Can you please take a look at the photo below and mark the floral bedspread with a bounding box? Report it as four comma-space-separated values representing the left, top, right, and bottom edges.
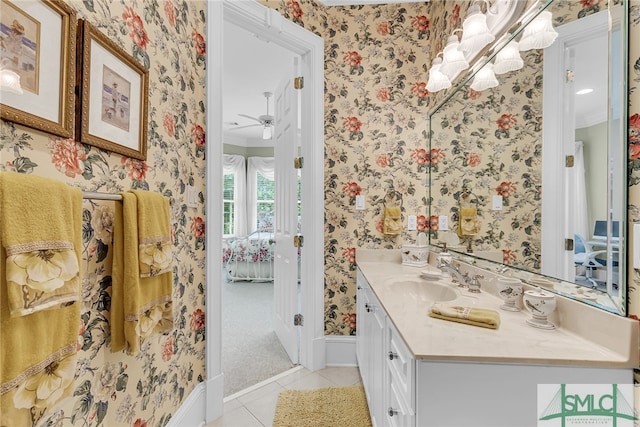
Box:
222, 232, 274, 265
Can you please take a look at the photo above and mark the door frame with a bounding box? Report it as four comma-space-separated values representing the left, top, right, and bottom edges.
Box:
205, 1, 325, 422
541, 11, 608, 281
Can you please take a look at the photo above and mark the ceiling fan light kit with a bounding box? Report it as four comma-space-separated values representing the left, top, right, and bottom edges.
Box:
232, 91, 274, 140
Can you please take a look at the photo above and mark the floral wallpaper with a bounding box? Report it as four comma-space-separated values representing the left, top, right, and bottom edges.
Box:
259, 0, 640, 340
0, 0, 207, 426
2, 0, 638, 423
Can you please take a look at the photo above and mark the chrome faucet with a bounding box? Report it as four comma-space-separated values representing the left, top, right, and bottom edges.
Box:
437, 260, 469, 288
467, 274, 484, 293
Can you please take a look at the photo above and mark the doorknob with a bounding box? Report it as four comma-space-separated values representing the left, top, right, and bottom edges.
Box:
269, 239, 276, 244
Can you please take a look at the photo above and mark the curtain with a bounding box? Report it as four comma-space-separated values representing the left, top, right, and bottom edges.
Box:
574, 141, 589, 240
223, 155, 247, 237
247, 157, 275, 232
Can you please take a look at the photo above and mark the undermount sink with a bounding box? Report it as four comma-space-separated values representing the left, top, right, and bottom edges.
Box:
388, 279, 457, 302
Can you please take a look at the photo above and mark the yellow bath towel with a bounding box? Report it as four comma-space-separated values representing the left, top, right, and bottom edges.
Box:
429, 303, 500, 329
0, 173, 82, 396
382, 206, 402, 236
0, 172, 81, 316
111, 191, 173, 355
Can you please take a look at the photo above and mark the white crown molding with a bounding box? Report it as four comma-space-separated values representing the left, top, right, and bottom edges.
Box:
318, 0, 429, 5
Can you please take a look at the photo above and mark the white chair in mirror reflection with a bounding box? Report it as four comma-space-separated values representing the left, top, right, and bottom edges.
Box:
574, 233, 618, 290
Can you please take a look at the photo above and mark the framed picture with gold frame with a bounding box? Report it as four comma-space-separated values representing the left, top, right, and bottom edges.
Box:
0, 0, 76, 138
77, 19, 148, 160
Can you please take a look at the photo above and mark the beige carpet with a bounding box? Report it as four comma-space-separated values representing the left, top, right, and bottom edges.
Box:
273, 386, 372, 427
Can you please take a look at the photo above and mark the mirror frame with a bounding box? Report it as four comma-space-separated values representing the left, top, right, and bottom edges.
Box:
427, 0, 628, 315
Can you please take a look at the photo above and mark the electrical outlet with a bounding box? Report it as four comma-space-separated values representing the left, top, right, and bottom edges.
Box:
438, 215, 448, 231
355, 195, 365, 210
407, 215, 417, 231
492, 195, 503, 211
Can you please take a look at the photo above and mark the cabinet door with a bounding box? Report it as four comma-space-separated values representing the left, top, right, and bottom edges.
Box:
369, 296, 386, 427
356, 269, 386, 427
386, 320, 415, 407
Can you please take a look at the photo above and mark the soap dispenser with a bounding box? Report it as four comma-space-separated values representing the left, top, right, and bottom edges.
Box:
436, 242, 452, 265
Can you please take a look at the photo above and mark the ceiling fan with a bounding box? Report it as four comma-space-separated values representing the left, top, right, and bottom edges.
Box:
232, 91, 274, 139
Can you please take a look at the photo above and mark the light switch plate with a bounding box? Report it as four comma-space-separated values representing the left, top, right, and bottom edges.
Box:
438, 215, 448, 231
355, 195, 365, 210
407, 215, 417, 231
492, 195, 503, 211
187, 185, 198, 208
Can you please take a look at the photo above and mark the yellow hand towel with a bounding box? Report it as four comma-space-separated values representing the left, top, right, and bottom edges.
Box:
382, 206, 402, 236
111, 191, 173, 355
130, 190, 172, 277
429, 303, 500, 329
459, 206, 479, 237
0, 173, 82, 397
0, 172, 81, 316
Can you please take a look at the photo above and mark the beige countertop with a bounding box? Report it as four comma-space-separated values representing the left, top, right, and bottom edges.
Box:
357, 248, 639, 368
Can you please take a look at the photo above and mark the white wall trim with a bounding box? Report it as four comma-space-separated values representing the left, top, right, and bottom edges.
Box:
167, 382, 207, 427
325, 336, 358, 367
206, 1, 325, 424
541, 10, 608, 280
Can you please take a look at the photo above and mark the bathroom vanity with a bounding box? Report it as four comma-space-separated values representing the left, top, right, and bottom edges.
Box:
356, 249, 639, 427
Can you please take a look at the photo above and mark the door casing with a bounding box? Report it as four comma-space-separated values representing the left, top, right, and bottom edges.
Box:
205, 1, 325, 422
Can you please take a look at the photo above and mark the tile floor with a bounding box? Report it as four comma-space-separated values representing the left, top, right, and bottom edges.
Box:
205, 366, 362, 427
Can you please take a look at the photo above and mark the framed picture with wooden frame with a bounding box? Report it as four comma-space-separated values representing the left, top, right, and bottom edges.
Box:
0, 0, 76, 138
77, 19, 148, 160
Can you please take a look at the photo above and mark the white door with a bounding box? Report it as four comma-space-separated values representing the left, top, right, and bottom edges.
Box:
273, 68, 300, 364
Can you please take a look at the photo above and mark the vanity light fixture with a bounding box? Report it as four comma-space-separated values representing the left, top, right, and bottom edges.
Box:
439, 32, 470, 80
470, 58, 499, 91
458, 2, 495, 57
0, 61, 23, 95
518, 10, 558, 51
493, 40, 524, 74
426, 54, 452, 93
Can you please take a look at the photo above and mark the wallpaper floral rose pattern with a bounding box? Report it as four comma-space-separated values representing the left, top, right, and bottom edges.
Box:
1, 0, 639, 424
0, 0, 206, 425
259, 0, 640, 338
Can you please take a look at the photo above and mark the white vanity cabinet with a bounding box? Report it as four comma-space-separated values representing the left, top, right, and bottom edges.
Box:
356, 266, 635, 427
357, 269, 415, 427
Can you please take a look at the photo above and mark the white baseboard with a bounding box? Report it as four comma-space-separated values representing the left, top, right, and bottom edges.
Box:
325, 336, 357, 367
167, 382, 206, 427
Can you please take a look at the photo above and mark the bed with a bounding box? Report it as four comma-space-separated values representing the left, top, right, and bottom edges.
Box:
223, 231, 275, 282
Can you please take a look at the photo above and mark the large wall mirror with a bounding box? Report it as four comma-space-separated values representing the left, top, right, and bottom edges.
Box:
428, 0, 628, 315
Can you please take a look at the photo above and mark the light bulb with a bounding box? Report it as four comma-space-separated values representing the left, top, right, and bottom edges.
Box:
493, 40, 524, 74
426, 56, 452, 93
519, 11, 558, 51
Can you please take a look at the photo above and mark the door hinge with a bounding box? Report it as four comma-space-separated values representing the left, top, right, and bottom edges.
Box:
565, 238, 574, 251
294, 313, 304, 326
294, 235, 304, 247
565, 155, 574, 167
294, 156, 304, 169
294, 76, 304, 89
566, 69, 574, 82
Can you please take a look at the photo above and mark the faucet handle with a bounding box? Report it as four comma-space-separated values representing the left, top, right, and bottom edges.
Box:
468, 274, 484, 293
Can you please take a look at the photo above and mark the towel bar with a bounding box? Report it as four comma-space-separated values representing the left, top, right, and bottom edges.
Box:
82, 191, 123, 201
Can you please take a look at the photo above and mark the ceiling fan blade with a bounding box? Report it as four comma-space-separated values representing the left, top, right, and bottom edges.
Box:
238, 114, 262, 123
230, 124, 262, 130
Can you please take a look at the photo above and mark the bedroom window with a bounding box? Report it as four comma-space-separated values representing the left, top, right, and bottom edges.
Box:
256, 172, 275, 232
223, 173, 235, 236
223, 154, 247, 237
